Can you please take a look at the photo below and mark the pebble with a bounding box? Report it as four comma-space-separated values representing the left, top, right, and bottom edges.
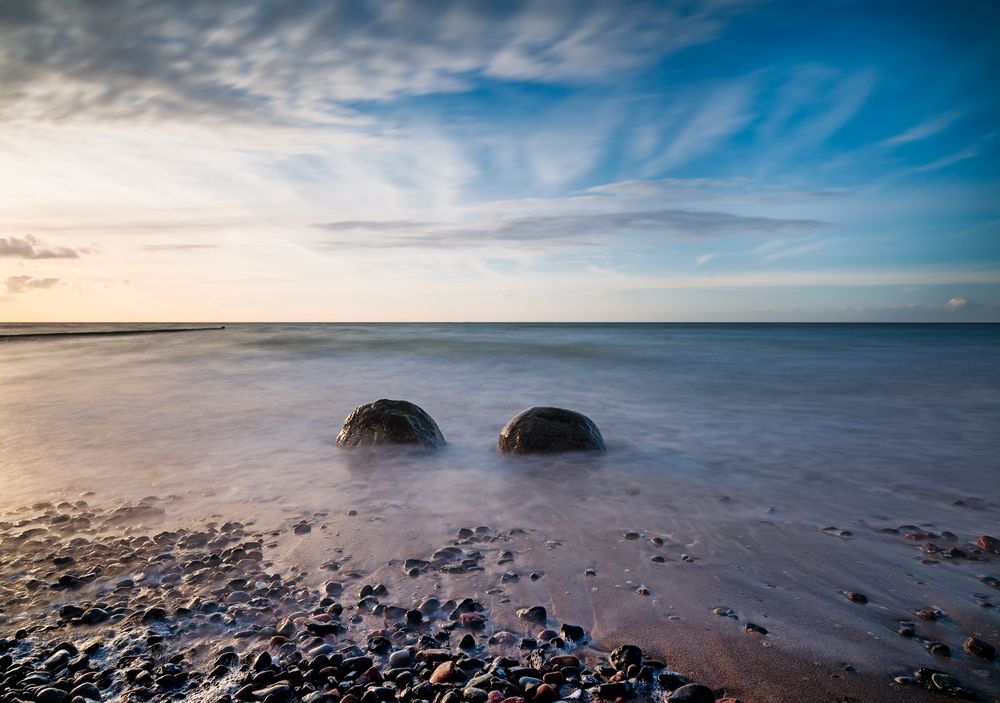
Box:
926, 641, 950, 657
0, 502, 768, 703
516, 605, 547, 623
963, 636, 995, 659
976, 535, 1000, 554
667, 683, 716, 702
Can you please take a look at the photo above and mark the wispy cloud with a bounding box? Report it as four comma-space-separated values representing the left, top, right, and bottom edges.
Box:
0, 0, 750, 126
313, 209, 827, 250
759, 236, 835, 263
5, 275, 60, 294
695, 253, 717, 266
881, 111, 962, 147
139, 244, 219, 252
760, 66, 876, 152
640, 80, 756, 174
0, 234, 86, 259
912, 147, 979, 173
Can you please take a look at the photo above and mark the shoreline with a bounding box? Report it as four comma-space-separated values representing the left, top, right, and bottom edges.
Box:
1, 496, 996, 702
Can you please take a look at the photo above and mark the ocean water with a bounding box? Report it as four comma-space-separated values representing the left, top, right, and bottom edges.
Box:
2, 323, 998, 513
2, 323, 999, 700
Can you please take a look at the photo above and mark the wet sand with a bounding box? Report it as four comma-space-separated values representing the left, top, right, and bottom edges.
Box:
1, 480, 997, 702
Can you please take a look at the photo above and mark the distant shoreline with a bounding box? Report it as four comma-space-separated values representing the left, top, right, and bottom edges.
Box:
0, 326, 225, 341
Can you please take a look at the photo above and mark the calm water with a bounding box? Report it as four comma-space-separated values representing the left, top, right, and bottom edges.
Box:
1, 323, 998, 513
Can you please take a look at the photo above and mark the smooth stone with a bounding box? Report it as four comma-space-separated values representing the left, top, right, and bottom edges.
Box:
69, 682, 101, 700
497, 407, 605, 455
667, 685, 716, 703
336, 399, 445, 448
36, 688, 68, 703
516, 606, 547, 623
387, 649, 412, 668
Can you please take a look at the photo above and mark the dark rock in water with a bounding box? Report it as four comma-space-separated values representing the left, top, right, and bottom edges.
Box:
70, 682, 101, 700
81, 607, 109, 624
977, 535, 1000, 554
516, 606, 547, 623
964, 637, 995, 659
914, 668, 976, 698
35, 688, 68, 703
610, 644, 642, 671
667, 684, 716, 702
926, 641, 950, 657
497, 407, 605, 455
337, 399, 445, 448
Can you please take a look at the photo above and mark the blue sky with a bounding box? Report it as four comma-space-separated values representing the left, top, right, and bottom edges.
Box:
0, 0, 998, 320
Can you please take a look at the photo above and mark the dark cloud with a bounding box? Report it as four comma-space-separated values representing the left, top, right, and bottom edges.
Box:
5, 275, 59, 294
1, 0, 749, 124
313, 209, 827, 249
0, 234, 85, 259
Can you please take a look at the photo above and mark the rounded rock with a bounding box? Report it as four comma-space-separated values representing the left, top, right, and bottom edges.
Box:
497, 407, 605, 455
337, 399, 445, 448
667, 684, 716, 703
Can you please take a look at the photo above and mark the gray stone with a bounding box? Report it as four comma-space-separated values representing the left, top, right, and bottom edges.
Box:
337, 399, 445, 448
497, 407, 605, 455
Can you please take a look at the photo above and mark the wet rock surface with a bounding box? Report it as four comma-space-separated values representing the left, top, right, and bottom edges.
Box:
497, 408, 605, 455
336, 400, 445, 448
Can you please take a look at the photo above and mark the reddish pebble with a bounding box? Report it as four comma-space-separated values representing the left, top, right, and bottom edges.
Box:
501, 698, 526, 703
533, 684, 556, 703
487, 692, 504, 703
460, 612, 486, 628
429, 660, 455, 683
977, 535, 1000, 554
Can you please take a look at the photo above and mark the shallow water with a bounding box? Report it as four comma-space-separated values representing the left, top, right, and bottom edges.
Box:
2, 323, 999, 700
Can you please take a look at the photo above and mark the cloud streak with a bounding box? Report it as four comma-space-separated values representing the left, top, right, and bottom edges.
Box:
882, 111, 961, 147
313, 209, 827, 250
0, 234, 86, 259
5, 275, 59, 294
138, 244, 219, 252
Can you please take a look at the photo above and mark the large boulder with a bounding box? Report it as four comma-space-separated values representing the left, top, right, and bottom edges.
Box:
337, 399, 445, 448
497, 407, 605, 455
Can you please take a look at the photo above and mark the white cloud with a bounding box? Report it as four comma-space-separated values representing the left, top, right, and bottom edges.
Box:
882, 111, 962, 147
946, 296, 967, 309
695, 253, 716, 266
0, 0, 751, 126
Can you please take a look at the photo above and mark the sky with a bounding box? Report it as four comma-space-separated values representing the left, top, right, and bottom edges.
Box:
1, 0, 998, 322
